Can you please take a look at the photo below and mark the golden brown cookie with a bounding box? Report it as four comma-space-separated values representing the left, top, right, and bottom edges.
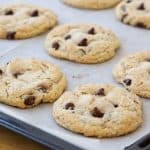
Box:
0, 58, 67, 108
53, 84, 142, 138
45, 24, 120, 64
0, 4, 57, 39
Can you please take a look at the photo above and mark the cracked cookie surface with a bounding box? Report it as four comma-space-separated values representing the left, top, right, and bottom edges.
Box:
113, 51, 150, 99
45, 24, 120, 64
53, 84, 142, 138
61, 0, 121, 9
116, 0, 150, 29
0, 4, 57, 39
0, 58, 67, 108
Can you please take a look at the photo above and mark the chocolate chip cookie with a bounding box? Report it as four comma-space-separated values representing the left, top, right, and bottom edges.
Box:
53, 84, 142, 137
61, 0, 121, 9
0, 58, 67, 108
116, 0, 150, 29
0, 4, 57, 39
45, 24, 120, 64
113, 51, 150, 99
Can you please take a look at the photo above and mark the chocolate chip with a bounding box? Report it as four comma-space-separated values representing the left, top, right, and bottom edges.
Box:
5, 10, 14, 15
135, 22, 145, 28
91, 107, 104, 118
13, 72, 22, 78
123, 79, 132, 86
65, 103, 75, 110
137, 3, 145, 10
6, 31, 16, 40
38, 85, 48, 93
126, 0, 132, 3
65, 35, 71, 40
114, 104, 118, 108
30, 10, 39, 17
145, 58, 150, 62
0, 69, 3, 75
88, 28, 95, 35
95, 88, 105, 96
121, 14, 128, 22
24, 96, 35, 105
78, 38, 88, 47
52, 42, 59, 50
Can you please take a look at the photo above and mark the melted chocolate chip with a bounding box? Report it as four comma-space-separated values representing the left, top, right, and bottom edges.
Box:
88, 28, 95, 35
137, 3, 145, 10
126, 0, 132, 3
135, 22, 146, 28
24, 96, 35, 105
145, 58, 150, 62
52, 42, 59, 50
5, 10, 14, 15
78, 38, 88, 47
65, 103, 75, 110
114, 104, 118, 108
95, 88, 105, 96
91, 107, 104, 118
0, 69, 3, 75
65, 35, 71, 40
30, 10, 39, 17
123, 79, 132, 86
13, 72, 22, 78
6, 31, 16, 40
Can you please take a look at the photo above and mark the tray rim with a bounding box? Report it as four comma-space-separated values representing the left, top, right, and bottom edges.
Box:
0, 111, 83, 150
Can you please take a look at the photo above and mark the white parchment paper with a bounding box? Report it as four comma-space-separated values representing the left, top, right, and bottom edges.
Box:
0, 0, 150, 149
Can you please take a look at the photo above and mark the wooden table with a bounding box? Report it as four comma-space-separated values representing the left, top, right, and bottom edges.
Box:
0, 126, 49, 150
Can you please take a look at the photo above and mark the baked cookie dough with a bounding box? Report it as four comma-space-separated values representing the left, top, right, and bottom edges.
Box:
53, 84, 142, 138
113, 51, 150, 99
0, 4, 57, 39
45, 24, 120, 64
61, 0, 121, 10
0, 58, 67, 108
116, 0, 150, 29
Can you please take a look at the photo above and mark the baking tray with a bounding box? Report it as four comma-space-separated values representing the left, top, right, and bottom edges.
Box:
0, 0, 150, 149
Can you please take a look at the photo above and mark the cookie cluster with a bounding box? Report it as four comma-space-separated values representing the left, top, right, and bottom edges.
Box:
0, 1, 149, 139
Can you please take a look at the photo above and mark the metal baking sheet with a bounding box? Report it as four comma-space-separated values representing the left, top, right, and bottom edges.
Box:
0, 0, 150, 149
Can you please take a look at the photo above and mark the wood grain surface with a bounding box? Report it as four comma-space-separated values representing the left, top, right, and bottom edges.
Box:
0, 126, 49, 150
